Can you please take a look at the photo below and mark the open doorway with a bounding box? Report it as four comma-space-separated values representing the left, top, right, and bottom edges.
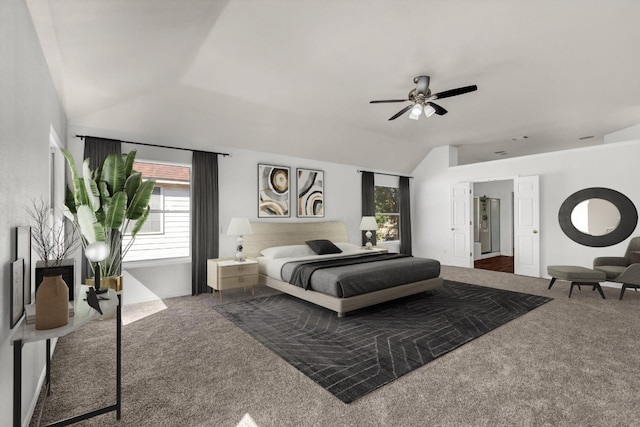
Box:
472, 180, 514, 273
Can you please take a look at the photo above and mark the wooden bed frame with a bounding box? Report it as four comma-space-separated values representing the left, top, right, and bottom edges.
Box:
243, 221, 443, 317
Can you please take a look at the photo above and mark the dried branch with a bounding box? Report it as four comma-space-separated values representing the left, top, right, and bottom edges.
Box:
26, 198, 81, 268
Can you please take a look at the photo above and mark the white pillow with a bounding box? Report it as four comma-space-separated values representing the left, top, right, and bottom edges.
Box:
334, 242, 362, 252
260, 244, 316, 259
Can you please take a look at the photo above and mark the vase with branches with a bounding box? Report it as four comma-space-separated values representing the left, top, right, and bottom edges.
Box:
27, 197, 81, 329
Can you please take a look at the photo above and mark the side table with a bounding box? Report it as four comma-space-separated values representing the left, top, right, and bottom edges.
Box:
207, 258, 258, 300
11, 286, 121, 427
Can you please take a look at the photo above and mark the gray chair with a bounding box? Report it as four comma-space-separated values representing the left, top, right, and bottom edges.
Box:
594, 236, 640, 299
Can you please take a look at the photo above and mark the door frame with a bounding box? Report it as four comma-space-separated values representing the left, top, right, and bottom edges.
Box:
451, 175, 540, 277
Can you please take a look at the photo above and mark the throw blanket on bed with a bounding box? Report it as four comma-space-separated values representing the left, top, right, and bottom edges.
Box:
288, 253, 409, 290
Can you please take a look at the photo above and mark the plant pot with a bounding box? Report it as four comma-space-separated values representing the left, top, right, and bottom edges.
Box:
36, 274, 69, 330
86, 275, 123, 292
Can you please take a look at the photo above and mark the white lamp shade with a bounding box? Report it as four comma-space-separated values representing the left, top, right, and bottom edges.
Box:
359, 216, 378, 231
424, 104, 436, 117
85, 241, 110, 262
227, 217, 253, 236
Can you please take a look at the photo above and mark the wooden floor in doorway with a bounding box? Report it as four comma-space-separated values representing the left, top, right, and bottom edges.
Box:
474, 256, 514, 273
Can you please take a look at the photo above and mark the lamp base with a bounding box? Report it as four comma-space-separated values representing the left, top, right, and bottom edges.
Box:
235, 236, 246, 262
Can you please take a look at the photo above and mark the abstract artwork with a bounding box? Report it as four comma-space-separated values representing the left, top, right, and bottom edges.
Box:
11, 258, 24, 329
17, 226, 31, 305
297, 168, 324, 217
258, 164, 290, 217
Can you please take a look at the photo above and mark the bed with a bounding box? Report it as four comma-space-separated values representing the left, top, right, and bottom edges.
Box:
243, 221, 442, 317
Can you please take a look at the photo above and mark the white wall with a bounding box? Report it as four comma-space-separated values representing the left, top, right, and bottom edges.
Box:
65, 134, 370, 299
412, 141, 640, 277
1, 0, 68, 423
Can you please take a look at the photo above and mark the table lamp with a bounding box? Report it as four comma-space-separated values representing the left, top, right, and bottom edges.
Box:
359, 216, 378, 249
227, 218, 253, 262
85, 241, 110, 294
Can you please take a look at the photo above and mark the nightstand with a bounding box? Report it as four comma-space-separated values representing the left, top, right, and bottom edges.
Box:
207, 258, 258, 300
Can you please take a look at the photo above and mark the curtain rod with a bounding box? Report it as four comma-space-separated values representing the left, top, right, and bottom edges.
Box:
76, 135, 230, 157
357, 169, 413, 179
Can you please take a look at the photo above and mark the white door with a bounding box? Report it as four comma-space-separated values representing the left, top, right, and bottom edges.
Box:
450, 182, 472, 267
513, 176, 540, 277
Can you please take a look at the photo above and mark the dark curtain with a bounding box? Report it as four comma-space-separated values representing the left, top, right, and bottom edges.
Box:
191, 151, 219, 295
399, 176, 412, 255
361, 171, 376, 246
82, 137, 122, 280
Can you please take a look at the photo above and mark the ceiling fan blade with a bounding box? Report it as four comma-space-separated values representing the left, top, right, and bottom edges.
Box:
370, 99, 409, 104
388, 104, 413, 121
427, 102, 448, 115
432, 85, 478, 100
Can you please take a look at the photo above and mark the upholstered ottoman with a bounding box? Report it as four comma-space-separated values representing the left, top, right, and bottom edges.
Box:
547, 265, 607, 299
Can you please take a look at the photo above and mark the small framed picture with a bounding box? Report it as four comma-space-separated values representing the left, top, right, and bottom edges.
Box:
258, 164, 290, 217
17, 226, 31, 305
297, 168, 324, 218
11, 258, 24, 329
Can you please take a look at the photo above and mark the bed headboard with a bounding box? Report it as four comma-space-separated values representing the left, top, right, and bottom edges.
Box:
243, 221, 350, 258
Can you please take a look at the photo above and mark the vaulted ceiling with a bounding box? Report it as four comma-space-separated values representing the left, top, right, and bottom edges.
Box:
26, 0, 640, 173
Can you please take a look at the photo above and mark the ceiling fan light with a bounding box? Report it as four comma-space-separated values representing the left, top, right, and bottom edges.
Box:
410, 103, 423, 116
424, 104, 436, 117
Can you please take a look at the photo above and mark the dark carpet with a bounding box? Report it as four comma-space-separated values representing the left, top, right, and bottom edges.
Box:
214, 280, 552, 403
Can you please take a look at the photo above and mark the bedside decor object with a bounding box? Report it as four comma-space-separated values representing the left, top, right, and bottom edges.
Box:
297, 168, 324, 217
227, 218, 253, 262
10, 259, 24, 329
258, 164, 290, 217
359, 216, 378, 249
85, 241, 111, 294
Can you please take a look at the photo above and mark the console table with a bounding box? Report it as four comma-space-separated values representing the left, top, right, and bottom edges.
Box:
11, 286, 121, 427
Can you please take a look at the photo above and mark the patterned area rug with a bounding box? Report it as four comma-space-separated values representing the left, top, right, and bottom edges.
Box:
214, 280, 551, 403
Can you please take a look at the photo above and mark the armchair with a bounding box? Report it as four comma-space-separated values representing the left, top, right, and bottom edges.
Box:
593, 236, 640, 299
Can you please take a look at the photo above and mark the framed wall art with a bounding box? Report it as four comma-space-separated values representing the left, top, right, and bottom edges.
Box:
10, 258, 24, 329
297, 168, 324, 218
258, 164, 290, 217
16, 226, 32, 305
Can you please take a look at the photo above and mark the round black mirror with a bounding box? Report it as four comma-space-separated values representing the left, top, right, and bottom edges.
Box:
559, 187, 637, 247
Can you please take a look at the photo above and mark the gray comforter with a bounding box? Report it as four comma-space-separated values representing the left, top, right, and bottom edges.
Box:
281, 253, 441, 298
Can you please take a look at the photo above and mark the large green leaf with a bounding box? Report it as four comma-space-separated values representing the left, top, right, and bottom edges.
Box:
124, 172, 142, 202
64, 185, 77, 214
126, 180, 155, 220
82, 159, 101, 212
123, 151, 136, 177
130, 205, 150, 238
104, 192, 127, 229
77, 205, 106, 244
102, 153, 126, 195
61, 148, 90, 208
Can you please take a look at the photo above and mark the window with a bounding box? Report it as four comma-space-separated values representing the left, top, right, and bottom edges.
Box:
122, 161, 191, 262
374, 185, 399, 242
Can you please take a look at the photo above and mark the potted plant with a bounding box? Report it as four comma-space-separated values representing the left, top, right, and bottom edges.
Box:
27, 198, 80, 329
61, 148, 155, 290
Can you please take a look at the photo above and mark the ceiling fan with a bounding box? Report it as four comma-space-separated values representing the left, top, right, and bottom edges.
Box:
370, 75, 477, 121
